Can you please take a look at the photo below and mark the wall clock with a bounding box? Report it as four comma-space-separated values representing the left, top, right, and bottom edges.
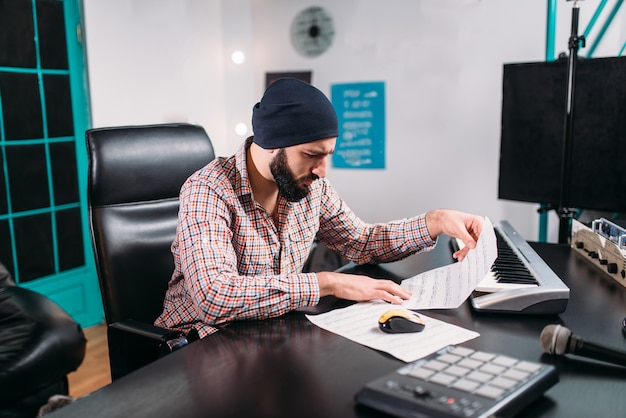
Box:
290, 6, 335, 58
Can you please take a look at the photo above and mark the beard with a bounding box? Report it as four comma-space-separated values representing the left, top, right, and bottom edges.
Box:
269, 149, 319, 202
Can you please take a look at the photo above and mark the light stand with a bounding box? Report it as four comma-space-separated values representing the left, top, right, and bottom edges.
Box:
557, 0, 586, 244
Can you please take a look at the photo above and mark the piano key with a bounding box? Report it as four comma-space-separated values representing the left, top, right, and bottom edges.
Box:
475, 272, 537, 292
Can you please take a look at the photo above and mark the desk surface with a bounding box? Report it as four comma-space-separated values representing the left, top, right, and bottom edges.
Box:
53, 242, 626, 418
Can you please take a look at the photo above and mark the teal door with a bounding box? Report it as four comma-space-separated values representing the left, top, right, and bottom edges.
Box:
0, 0, 102, 327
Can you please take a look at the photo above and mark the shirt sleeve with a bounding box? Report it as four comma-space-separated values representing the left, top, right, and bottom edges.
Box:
316, 180, 437, 264
175, 177, 321, 327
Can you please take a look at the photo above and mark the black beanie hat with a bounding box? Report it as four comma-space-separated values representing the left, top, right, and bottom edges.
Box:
252, 78, 338, 149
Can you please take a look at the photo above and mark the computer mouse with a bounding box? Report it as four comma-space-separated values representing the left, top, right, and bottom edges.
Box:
378, 309, 426, 334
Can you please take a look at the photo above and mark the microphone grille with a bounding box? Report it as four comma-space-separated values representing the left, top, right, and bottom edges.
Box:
540, 324, 571, 355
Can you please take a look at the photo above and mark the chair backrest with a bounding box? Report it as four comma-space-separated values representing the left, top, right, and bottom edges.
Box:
86, 123, 215, 326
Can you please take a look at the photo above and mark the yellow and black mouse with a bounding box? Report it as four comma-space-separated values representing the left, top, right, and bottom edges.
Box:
378, 309, 426, 334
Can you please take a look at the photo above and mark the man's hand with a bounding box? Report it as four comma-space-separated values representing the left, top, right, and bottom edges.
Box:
316, 271, 412, 304
425, 209, 484, 261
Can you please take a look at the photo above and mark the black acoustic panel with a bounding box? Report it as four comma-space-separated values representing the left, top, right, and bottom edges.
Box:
56, 207, 84, 271
50, 141, 79, 205
6, 144, 50, 212
44, 74, 74, 137
14, 213, 54, 282
499, 60, 566, 205
0, 147, 7, 215
0, 220, 14, 276
0, 72, 44, 140
499, 56, 626, 213
568, 58, 626, 211
37, 0, 69, 70
0, 0, 36, 68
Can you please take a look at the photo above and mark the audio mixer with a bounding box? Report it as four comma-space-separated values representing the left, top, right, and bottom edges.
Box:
571, 218, 626, 288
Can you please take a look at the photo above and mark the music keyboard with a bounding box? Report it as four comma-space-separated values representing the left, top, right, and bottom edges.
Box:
452, 221, 569, 314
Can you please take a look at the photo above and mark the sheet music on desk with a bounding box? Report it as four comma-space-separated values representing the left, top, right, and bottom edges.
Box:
306, 217, 495, 362
307, 302, 479, 363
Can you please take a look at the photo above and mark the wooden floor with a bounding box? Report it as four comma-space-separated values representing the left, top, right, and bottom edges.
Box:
68, 323, 111, 398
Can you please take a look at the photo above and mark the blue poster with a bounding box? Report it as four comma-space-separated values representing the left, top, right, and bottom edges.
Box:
331, 81, 385, 169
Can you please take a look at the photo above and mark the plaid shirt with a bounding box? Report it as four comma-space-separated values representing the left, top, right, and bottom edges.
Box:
155, 138, 436, 337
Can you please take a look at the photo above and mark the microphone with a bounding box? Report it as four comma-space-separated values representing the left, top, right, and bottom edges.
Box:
540, 324, 626, 367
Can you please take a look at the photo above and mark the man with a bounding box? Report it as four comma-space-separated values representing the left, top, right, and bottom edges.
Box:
155, 78, 483, 338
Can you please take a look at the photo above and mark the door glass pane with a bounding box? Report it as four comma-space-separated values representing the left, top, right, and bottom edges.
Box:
5, 143, 50, 212
0, 72, 44, 140
14, 213, 54, 282
0, 0, 37, 68
44, 74, 74, 137
36, 0, 69, 69
0, 220, 13, 275
50, 141, 79, 204
56, 207, 84, 271
0, 147, 6, 215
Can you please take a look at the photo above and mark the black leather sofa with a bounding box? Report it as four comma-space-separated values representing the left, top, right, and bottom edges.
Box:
0, 262, 86, 418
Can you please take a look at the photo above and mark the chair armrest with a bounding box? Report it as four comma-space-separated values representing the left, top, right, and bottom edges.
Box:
110, 319, 179, 341
110, 319, 189, 352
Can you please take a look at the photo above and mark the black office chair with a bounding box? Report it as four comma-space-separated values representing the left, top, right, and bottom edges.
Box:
86, 123, 215, 380
0, 262, 86, 418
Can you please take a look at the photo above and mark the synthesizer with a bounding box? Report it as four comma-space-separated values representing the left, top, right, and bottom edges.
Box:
452, 221, 569, 314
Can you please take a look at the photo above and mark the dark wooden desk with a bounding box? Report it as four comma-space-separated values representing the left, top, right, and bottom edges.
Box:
52, 242, 626, 418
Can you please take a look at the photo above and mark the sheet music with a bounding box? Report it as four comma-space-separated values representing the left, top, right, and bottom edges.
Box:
306, 301, 479, 363
306, 218, 495, 362
401, 217, 497, 309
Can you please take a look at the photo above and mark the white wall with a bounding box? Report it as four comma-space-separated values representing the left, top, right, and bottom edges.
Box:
82, 0, 228, 145
82, 0, 625, 241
